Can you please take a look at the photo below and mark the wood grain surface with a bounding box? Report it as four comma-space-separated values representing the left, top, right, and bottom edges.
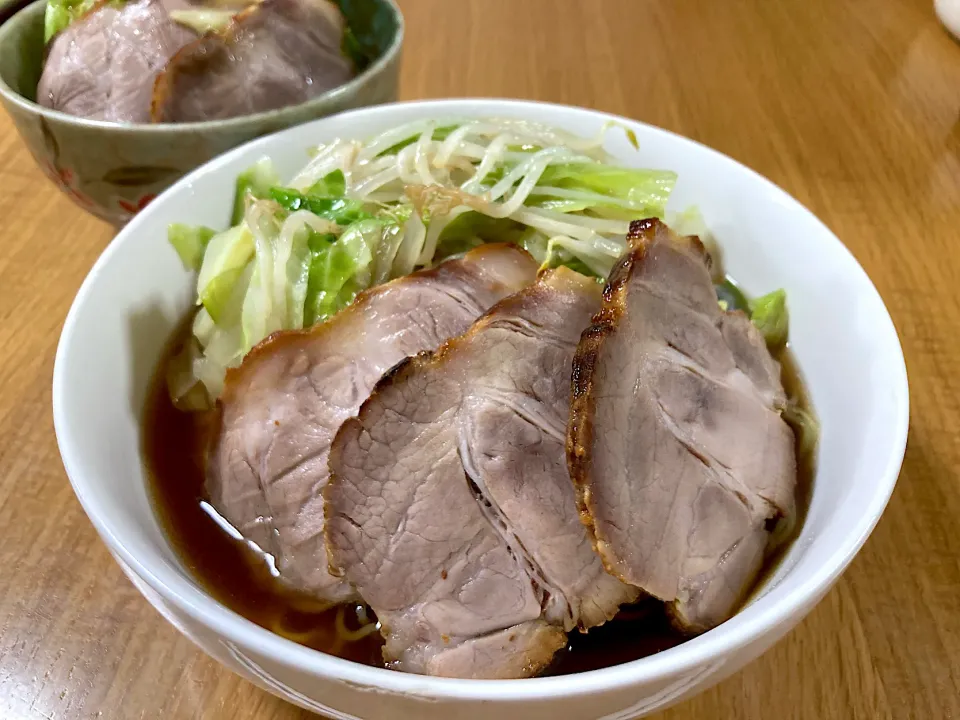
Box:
1, 0, 959, 717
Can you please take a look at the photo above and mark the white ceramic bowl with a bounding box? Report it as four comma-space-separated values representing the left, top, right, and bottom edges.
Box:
52, 99, 909, 720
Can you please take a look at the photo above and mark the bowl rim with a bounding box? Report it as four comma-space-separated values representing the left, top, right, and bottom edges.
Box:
0, 0, 404, 132
53, 98, 910, 701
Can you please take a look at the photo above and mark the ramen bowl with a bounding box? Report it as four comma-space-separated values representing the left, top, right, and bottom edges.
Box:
0, 0, 402, 226
52, 99, 909, 719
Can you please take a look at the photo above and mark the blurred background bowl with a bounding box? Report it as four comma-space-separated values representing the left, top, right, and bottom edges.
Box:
0, 0, 402, 226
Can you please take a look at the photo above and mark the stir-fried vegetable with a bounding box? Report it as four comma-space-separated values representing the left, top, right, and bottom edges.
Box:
269, 188, 372, 225
305, 167, 347, 196
45, 0, 236, 41
751, 288, 789, 349
715, 278, 790, 350
166, 119, 687, 405
305, 219, 378, 324
715, 278, 750, 314
196, 224, 255, 323
168, 224, 217, 271
44, 0, 123, 41
527, 163, 675, 220
232, 157, 280, 224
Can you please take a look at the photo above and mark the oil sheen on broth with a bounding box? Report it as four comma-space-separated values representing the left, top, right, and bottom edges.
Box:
143, 316, 814, 675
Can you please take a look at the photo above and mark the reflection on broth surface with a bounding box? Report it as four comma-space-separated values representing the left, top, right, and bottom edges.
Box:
143, 314, 814, 675
144, 380, 384, 666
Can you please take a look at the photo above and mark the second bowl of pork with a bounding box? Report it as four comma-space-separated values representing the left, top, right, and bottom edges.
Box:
0, 0, 402, 225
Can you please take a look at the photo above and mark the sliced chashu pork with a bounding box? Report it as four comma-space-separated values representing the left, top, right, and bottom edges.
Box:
567, 218, 797, 633
326, 268, 638, 678
151, 0, 353, 122
38, 0, 196, 122
208, 244, 537, 606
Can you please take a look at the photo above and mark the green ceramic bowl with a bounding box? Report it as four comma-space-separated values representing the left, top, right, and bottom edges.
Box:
0, 0, 402, 226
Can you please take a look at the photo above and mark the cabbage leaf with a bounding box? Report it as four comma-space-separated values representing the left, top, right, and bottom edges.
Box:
750, 288, 789, 349
168, 224, 217, 271
44, 0, 122, 42
304, 220, 378, 325
232, 158, 280, 224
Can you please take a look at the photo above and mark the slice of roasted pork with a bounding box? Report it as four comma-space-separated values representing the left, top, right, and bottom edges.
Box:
567, 218, 797, 633
38, 0, 196, 123
207, 244, 537, 606
150, 0, 354, 122
326, 268, 638, 678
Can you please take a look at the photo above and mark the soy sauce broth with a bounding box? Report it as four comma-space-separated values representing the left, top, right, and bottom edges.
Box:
144, 358, 383, 666
143, 318, 815, 675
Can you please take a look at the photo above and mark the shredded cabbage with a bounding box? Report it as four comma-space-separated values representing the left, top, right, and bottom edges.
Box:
232, 157, 280, 225
751, 289, 789, 349
196, 224, 254, 323
44, 0, 121, 42
167, 118, 685, 406
168, 224, 216, 271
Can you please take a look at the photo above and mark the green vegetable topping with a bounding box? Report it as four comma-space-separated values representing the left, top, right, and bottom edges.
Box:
533, 163, 676, 219
44, 0, 121, 42
168, 224, 217, 272
305, 220, 378, 325
165, 119, 691, 405
435, 212, 527, 259
307, 169, 347, 198
196, 225, 254, 324
232, 158, 280, 225
750, 288, 789, 349
715, 278, 750, 314
268, 188, 371, 225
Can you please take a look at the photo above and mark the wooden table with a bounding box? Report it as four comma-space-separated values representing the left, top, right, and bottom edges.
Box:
2, 0, 959, 717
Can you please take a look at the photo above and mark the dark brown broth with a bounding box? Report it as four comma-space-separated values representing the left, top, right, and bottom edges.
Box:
143, 319, 814, 675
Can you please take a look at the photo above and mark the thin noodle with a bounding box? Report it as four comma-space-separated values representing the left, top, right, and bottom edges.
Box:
335, 605, 380, 642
